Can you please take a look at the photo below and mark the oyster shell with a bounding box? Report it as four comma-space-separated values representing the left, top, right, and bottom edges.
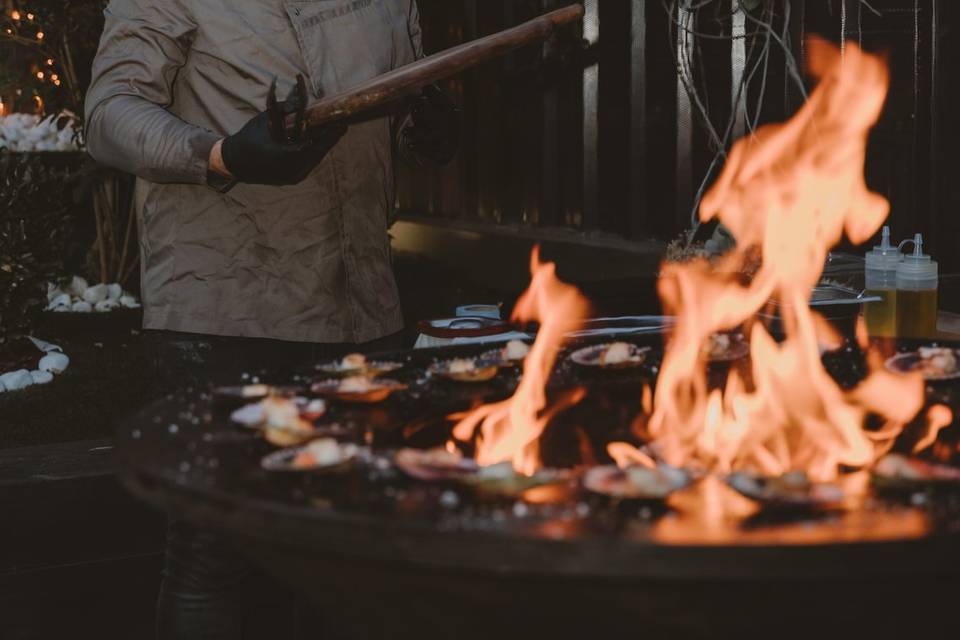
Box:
310, 377, 407, 403
395, 447, 480, 481
885, 347, 960, 381
569, 342, 650, 369
501, 339, 530, 364
315, 353, 403, 378
702, 331, 749, 362
726, 471, 844, 508
230, 396, 327, 447
261, 439, 363, 474
214, 384, 300, 400
872, 453, 960, 490
459, 462, 570, 497
428, 357, 499, 383
583, 464, 693, 501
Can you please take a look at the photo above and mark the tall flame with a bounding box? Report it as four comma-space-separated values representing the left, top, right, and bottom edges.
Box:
454, 39, 951, 484
452, 247, 589, 474
633, 38, 941, 482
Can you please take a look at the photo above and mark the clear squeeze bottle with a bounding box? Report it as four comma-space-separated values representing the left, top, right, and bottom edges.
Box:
863, 226, 900, 337
896, 233, 938, 339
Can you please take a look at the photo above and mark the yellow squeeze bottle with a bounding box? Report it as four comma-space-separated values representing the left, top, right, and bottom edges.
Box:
896, 233, 938, 339
863, 226, 900, 337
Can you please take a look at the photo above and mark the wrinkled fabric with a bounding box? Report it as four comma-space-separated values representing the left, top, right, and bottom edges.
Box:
86, 0, 424, 343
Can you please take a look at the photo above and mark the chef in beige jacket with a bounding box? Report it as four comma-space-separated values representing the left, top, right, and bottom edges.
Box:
86, 0, 458, 345
86, 1, 456, 636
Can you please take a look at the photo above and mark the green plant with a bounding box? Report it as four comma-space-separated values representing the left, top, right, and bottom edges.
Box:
0, 1, 136, 351
0, 151, 86, 347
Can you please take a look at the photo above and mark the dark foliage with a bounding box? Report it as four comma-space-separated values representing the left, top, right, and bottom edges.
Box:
0, 150, 88, 348
0, 0, 107, 116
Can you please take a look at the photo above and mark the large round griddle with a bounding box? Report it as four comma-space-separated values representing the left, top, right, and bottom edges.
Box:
117, 336, 960, 639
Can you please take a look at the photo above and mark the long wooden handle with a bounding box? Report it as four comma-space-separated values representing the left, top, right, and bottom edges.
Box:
289, 3, 584, 132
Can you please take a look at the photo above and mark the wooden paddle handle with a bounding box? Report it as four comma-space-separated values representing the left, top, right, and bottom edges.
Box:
289, 3, 585, 132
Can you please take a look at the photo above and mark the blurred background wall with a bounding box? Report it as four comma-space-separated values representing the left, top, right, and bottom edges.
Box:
398, 0, 958, 271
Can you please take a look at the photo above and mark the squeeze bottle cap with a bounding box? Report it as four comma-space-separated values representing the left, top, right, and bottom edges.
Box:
896, 233, 938, 288
865, 226, 901, 271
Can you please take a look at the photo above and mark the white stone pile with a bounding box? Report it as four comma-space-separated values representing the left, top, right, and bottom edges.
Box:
0, 113, 82, 152
0, 337, 69, 394
46, 276, 140, 313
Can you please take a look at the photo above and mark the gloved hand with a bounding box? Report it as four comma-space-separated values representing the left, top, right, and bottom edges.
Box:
400, 85, 460, 166
220, 111, 347, 185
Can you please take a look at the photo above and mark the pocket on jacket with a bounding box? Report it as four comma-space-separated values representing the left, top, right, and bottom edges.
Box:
283, 0, 406, 97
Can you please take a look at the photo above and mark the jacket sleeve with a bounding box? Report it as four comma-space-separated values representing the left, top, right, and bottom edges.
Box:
84, 0, 220, 185
407, 0, 424, 60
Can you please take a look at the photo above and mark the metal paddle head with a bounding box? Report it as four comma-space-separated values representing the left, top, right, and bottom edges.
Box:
267, 74, 309, 144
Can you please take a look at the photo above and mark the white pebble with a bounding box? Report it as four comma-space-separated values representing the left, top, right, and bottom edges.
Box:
119, 294, 141, 309
0, 369, 34, 391
82, 283, 109, 304
68, 275, 89, 297
30, 370, 54, 385
47, 293, 71, 310
106, 283, 122, 301
71, 300, 93, 313
95, 299, 119, 313
46, 283, 62, 302
39, 352, 70, 374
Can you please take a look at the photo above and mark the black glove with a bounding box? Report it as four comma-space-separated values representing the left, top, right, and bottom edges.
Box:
221, 111, 347, 186
400, 85, 460, 166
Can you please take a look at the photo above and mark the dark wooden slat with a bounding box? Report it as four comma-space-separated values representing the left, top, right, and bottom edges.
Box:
674, 2, 695, 229
644, 0, 679, 239
927, 0, 941, 265
628, 0, 647, 239
460, 0, 480, 221
538, 0, 561, 228
581, 0, 600, 230
475, 1, 504, 223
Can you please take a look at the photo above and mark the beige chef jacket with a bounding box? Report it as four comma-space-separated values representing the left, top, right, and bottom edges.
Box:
85, 0, 423, 343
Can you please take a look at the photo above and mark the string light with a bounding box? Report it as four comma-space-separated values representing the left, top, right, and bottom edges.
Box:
1, 7, 67, 109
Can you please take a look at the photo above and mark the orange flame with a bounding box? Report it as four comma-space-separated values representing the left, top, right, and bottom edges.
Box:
625, 38, 949, 482
452, 247, 590, 474
913, 405, 953, 454
454, 39, 952, 484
